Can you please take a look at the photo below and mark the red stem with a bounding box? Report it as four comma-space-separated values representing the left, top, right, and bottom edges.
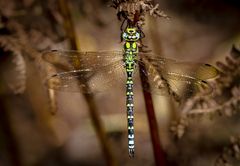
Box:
139, 64, 167, 166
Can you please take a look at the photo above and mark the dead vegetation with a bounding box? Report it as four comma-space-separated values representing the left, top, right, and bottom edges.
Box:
0, 0, 240, 166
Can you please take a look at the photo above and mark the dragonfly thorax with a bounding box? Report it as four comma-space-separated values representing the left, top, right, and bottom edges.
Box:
124, 42, 138, 54
123, 27, 139, 74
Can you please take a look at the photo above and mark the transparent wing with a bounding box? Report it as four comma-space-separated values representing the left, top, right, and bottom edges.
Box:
134, 65, 170, 95
137, 53, 219, 99
136, 62, 182, 101
42, 50, 126, 93
46, 60, 126, 93
139, 53, 219, 80
42, 50, 218, 97
42, 50, 123, 71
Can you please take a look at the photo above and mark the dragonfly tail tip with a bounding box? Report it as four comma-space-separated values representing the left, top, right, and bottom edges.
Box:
129, 149, 135, 158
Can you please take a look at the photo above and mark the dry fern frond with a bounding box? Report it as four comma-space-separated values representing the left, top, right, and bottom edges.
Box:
181, 45, 240, 116
0, 35, 26, 94
9, 50, 26, 94
170, 45, 240, 138
215, 135, 240, 166
0, 20, 37, 94
111, 0, 169, 27
0, 18, 65, 115
170, 116, 189, 138
0, 19, 62, 94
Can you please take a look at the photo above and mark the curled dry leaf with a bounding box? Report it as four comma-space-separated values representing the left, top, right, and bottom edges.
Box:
111, 0, 169, 27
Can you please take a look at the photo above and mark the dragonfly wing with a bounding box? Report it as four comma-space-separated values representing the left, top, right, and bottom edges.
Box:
138, 53, 219, 80
137, 53, 218, 100
42, 50, 123, 71
166, 77, 212, 99
136, 62, 181, 101
46, 60, 126, 93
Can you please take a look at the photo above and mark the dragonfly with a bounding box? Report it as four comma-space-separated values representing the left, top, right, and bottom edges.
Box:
42, 27, 218, 158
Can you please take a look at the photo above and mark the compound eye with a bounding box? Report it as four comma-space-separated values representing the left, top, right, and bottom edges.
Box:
135, 32, 140, 39
122, 32, 128, 39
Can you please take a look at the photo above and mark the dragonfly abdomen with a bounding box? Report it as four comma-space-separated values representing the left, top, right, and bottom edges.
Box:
126, 74, 134, 157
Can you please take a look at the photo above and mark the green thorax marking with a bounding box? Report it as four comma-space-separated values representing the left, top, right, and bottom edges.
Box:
122, 27, 141, 72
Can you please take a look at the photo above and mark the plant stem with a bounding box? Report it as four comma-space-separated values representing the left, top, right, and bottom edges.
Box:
139, 64, 167, 166
58, 0, 78, 50
58, 1, 117, 165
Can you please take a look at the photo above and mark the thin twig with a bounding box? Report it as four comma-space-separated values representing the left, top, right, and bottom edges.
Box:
58, 0, 78, 50
58, 1, 117, 165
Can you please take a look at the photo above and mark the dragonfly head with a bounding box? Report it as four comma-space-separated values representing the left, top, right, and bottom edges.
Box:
122, 27, 140, 42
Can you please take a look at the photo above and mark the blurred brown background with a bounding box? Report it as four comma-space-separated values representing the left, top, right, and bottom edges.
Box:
0, 0, 240, 166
